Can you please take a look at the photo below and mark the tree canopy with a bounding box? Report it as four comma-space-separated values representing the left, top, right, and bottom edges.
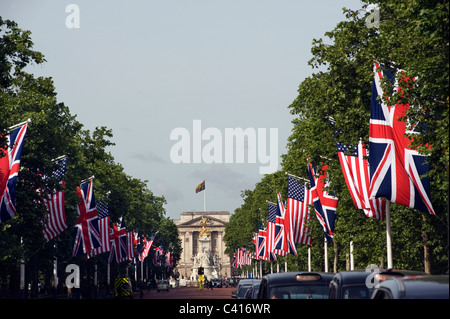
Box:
0, 17, 181, 298
224, 1, 448, 274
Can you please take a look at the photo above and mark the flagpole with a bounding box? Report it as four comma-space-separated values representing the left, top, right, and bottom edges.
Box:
385, 200, 393, 269
308, 247, 311, 272
7, 118, 31, 131
203, 186, 206, 212
324, 238, 328, 272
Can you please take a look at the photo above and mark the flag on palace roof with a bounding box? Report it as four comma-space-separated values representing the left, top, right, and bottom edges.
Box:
195, 180, 205, 193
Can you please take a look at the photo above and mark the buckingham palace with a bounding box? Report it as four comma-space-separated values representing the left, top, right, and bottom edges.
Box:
173, 211, 231, 280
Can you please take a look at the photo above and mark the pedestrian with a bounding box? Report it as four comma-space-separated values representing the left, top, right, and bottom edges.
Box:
209, 280, 213, 291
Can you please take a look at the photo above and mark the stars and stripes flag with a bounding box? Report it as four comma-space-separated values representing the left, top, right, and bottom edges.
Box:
286, 175, 313, 246
308, 161, 338, 244
337, 141, 386, 220
140, 232, 157, 260
72, 179, 101, 256
0, 122, 28, 223
42, 157, 68, 242
268, 196, 291, 257
127, 231, 139, 261
108, 217, 127, 263
87, 200, 110, 258
369, 62, 435, 215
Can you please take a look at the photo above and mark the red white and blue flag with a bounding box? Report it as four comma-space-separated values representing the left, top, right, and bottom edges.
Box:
0, 123, 28, 223
140, 233, 157, 260
308, 161, 338, 244
42, 157, 68, 242
108, 217, 127, 263
337, 140, 386, 220
369, 62, 435, 215
72, 179, 101, 256
286, 176, 313, 246
87, 200, 110, 258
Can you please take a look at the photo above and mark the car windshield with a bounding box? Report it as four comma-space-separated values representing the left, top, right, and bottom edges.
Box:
342, 285, 373, 299
238, 285, 252, 298
269, 284, 329, 299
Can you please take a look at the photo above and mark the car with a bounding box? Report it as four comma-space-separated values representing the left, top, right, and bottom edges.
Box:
329, 269, 427, 299
233, 279, 260, 299
329, 271, 376, 299
157, 279, 169, 292
257, 272, 334, 299
371, 275, 449, 299
244, 280, 261, 299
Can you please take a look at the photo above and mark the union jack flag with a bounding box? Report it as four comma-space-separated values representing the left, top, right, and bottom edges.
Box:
337, 140, 386, 220
108, 217, 127, 263
87, 200, 110, 258
268, 196, 290, 257
308, 161, 338, 244
0, 123, 28, 223
42, 157, 68, 242
72, 179, 101, 256
286, 176, 313, 246
369, 62, 435, 215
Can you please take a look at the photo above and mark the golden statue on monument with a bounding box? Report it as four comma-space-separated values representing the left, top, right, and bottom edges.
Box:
199, 216, 210, 237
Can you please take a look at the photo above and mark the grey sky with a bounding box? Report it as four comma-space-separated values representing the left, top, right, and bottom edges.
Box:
1, 0, 363, 219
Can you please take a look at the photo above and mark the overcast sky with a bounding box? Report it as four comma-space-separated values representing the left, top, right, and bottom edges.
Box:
1, 0, 363, 220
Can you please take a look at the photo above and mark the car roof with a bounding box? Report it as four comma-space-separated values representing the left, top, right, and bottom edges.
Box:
263, 272, 334, 285
401, 275, 449, 299
239, 279, 260, 285
332, 270, 373, 285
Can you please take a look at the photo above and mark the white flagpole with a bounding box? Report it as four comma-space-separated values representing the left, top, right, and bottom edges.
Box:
308, 247, 311, 272
350, 240, 354, 270
324, 238, 328, 272
7, 118, 31, 131
385, 200, 393, 269
204, 186, 206, 212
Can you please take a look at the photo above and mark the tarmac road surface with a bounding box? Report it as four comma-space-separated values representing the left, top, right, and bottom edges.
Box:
136, 286, 236, 299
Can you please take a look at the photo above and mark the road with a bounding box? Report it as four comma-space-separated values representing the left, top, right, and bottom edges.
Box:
135, 286, 235, 299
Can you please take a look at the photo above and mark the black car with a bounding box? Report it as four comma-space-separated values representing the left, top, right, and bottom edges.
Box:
329, 271, 375, 299
257, 272, 334, 299
329, 269, 427, 299
371, 275, 449, 299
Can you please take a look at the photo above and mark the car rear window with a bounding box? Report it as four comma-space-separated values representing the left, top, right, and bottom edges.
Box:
342, 285, 373, 299
269, 284, 330, 299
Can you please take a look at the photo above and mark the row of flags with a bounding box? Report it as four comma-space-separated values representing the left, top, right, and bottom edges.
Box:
0, 122, 165, 265
232, 62, 435, 267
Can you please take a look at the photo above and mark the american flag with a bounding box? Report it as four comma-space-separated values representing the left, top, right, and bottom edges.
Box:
308, 161, 338, 244
127, 231, 139, 261
87, 200, 110, 258
72, 179, 101, 256
140, 233, 157, 260
42, 157, 68, 242
286, 176, 313, 246
369, 62, 435, 215
108, 217, 127, 263
0, 123, 28, 223
337, 140, 386, 220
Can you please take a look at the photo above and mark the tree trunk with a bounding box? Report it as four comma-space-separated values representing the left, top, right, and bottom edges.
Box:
422, 215, 431, 274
